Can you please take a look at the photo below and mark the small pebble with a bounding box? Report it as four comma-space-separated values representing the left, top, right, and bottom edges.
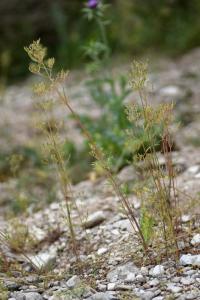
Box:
149, 265, 164, 277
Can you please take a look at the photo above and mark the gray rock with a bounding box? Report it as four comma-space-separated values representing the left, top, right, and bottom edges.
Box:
140, 291, 155, 300
180, 254, 200, 266
25, 275, 40, 284
172, 277, 180, 283
24, 293, 43, 300
29, 225, 46, 243
148, 279, 160, 287
177, 240, 186, 250
113, 219, 133, 232
87, 292, 115, 300
124, 272, 136, 283
187, 165, 200, 175
107, 283, 116, 291
26, 249, 57, 271
66, 275, 81, 289
167, 283, 182, 293
12, 292, 43, 300
159, 85, 187, 103
159, 85, 181, 96
149, 265, 164, 277
107, 262, 139, 283
181, 215, 192, 223
180, 277, 194, 285
177, 292, 198, 300
83, 211, 106, 229
4, 280, 20, 291
184, 292, 199, 299
141, 267, 149, 276
115, 284, 132, 291
195, 172, 200, 178
97, 247, 108, 255
136, 274, 145, 283
98, 284, 107, 292
117, 166, 138, 183
191, 234, 200, 246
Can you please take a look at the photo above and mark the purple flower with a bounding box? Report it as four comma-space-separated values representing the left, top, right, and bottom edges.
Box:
87, 0, 99, 9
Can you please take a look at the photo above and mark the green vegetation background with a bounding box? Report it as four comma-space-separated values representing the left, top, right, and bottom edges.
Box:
1, 0, 200, 81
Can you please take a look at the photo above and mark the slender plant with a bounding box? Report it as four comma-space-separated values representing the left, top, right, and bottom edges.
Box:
24, 41, 78, 256
127, 60, 181, 259
25, 40, 148, 253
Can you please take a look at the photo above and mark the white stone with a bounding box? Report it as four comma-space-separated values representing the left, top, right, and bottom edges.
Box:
97, 248, 108, 255
181, 214, 191, 223
128, 195, 141, 209
181, 277, 194, 285
107, 283, 116, 291
141, 266, 149, 276
98, 284, 107, 292
149, 265, 164, 277
29, 225, 46, 243
139, 290, 155, 300
136, 274, 145, 283
180, 254, 193, 265
177, 240, 185, 250
107, 262, 139, 283
167, 283, 182, 293
12, 292, 43, 300
180, 254, 200, 266
191, 234, 200, 246
89, 292, 112, 300
113, 219, 133, 232
187, 165, 200, 174
27, 249, 56, 271
184, 292, 199, 300
148, 278, 160, 286
50, 202, 60, 210
159, 85, 182, 97
125, 272, 136, 283
111, 229, 120, 235
117, 166, 138, 182
66, 275, 81, 288
83, 211, 106, 229
133, 198, 141, 209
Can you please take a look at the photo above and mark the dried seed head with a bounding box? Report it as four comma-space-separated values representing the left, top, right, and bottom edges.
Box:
129, 60, 149, 91
24, 39, 46, 64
